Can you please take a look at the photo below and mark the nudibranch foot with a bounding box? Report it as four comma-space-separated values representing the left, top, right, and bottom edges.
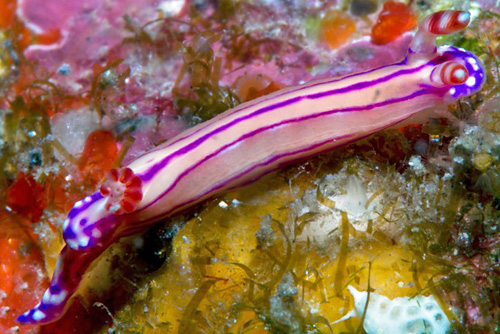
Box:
100, 167, 143, 215
18, 9, 485, 325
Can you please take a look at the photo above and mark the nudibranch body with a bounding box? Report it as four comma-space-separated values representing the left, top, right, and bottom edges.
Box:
19, 10, 484, 324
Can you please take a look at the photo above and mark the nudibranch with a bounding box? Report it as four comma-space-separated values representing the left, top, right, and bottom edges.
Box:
18, 10, 484, 324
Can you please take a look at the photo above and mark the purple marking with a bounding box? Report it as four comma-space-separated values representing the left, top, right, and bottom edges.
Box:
67, 192, 103, 219
17, 244, 110, 324
122, 99, 424, 234
162, 134, 355, 214
141, 63, 434, 182
446, 47, 485, 97
82, 88, 437, 241
142, 88, 435, 210
50, 285, 62, 294
77, 215, 121, 249
149, 57, 412, 155
63, 226, 77, 240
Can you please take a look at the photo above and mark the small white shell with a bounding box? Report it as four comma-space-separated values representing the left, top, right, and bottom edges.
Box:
342, 286, 451, 334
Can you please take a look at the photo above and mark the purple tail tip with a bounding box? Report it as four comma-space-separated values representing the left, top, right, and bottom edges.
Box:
17, 304, 50, 324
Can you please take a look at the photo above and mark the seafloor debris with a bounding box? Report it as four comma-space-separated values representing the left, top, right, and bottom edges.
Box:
0, 0, 499, 333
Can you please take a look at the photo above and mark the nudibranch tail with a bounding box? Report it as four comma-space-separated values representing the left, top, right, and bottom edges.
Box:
100, 167, 143, 215
16, 245, 104, 324
410, 10, 470, 54
18, 9, 485, 326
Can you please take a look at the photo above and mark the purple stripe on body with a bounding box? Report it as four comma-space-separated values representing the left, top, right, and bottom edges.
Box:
141, 88, 435, 212
149, 58, 412, 154
88, 87, 436, 240
67, 192, 103, 219
78, 87, 443, 245
119, 95, 426, 235
118, 133, 354, 234
160, 134, 355, 215
141, 63, 433, 182
177, 100, 426, 210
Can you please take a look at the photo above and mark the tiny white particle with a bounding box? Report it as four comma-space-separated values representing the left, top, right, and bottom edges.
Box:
0, 306, 10, 317
42, 290, 51, 303
84, 196, 92, 203
449, 88, 456, 95
50, 290, 68, 305
56, 63, 72, 75
32, 310, 46, 321
66, 239, 79, 249
74, 201, 83, 208
231, 199, 243, 206
218, 200, 228, 209
63, 219, 70, 230
109, 203, 120, 213
454, 69, 466, 80
458, 12, 470, 23
79, 235, 90, 248
92, 229, 102, 239
468, 58, 479, 71
132, 236, 144, 248
466, 76, 476, 87
158, 0, 185, 16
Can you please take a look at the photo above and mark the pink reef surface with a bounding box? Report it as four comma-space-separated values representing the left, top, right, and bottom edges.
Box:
20, 0, 190, 162
19, 0, 412, 94
19, 0, 160, 92
16, 0, 421, 220
18, 0, 412, 168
